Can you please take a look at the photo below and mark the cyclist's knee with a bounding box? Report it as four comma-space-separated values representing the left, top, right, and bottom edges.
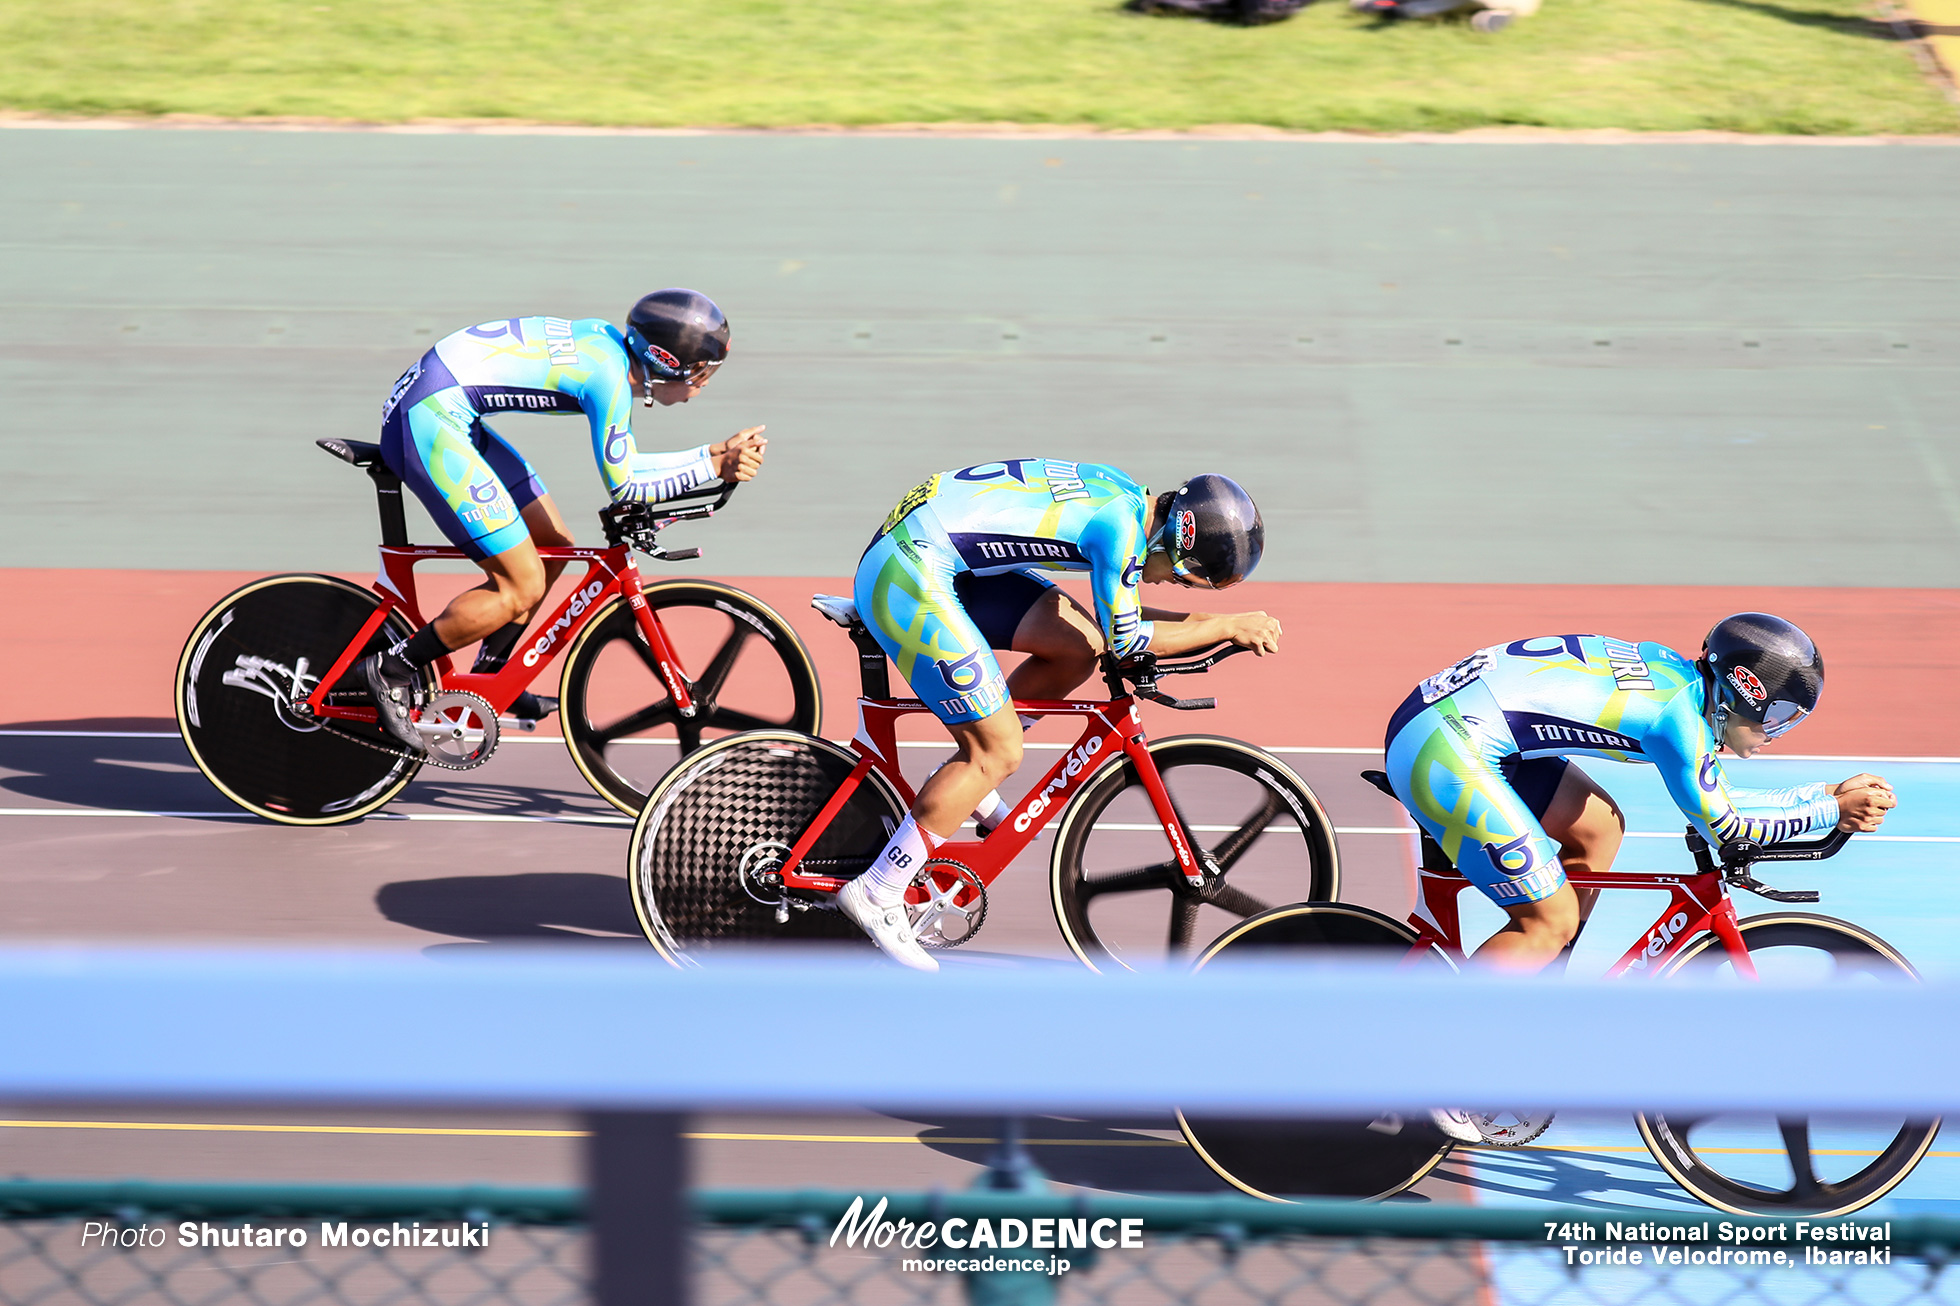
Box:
955, 714, 1024, 782
481, 551, 547, 617
1509, 888, 1580, 948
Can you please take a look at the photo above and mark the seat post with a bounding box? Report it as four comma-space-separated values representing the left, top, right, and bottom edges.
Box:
849, 626, 890, 699
366, 464, 409, 547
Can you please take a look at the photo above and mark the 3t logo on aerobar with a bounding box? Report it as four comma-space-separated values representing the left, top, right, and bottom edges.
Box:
1013, 737, 1104, 832
522, 581, 607, 666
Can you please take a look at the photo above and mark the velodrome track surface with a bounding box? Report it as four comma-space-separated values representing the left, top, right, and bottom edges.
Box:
3, 124, 1959, 1213
4, 567, 1959, 1211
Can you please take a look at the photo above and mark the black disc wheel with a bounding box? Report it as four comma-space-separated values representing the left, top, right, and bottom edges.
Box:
175, 574, 428, 824
1050, 737, 1339, 971
1636, 914, 1939, 1216
1178, 903, 1457, 1201
628, 732, 906, 966
560, 581, 822, 816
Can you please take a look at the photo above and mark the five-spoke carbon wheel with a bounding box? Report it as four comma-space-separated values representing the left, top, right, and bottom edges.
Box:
1050, 737, 1338, 971
1177, 903, 1457, 1201
175, 574, 430, 824
560, 581, 822, 815
628, 732, 906, 966
1636, 913, 1939, 1216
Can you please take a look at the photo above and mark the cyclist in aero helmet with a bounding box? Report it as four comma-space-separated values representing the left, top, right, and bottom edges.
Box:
838, 461, 1280, 970
359, 289, 767, 752
1382, 612, 1894, 978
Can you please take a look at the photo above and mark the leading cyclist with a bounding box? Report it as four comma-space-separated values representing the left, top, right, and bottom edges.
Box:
358, 290, 767, 752
839, 459, 1283, 970
1384, 614, 1897, 977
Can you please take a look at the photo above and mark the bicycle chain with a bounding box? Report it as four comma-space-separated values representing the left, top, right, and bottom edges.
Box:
312, 690, 482, 772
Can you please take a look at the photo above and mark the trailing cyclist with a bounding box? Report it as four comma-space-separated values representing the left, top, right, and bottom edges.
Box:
359, 290, 768, 752
1384, 614, 1896, 979
840, 459, 1283, 970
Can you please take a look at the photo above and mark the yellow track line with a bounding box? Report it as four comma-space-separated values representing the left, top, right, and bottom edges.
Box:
0, 1120, 1180, 1147
0, 1120, 1947, 1159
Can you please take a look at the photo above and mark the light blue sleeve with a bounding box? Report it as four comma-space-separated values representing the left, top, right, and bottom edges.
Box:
1646, 698, 1840, 847
1077, 498, 1153, 660
567, 325, 719, 504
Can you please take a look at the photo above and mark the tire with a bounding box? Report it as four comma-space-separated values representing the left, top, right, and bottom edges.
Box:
1636, 914, 1939, 1216
1177, 904, 1457, 1201
560, 581, 822, 816
1050, 736, 1339, 971
175, 574, 428, 825
627, 732, 906, 967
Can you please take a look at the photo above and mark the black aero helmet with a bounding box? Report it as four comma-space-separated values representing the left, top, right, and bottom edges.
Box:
1154, 474, 1265, 589
1699, 612, 1823, 740
623, 289, 729, 394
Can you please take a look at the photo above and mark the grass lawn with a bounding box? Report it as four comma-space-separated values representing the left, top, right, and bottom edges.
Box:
0, 0, 1952, 135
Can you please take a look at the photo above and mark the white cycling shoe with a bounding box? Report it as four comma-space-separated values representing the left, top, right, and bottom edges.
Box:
837, 878, 939, 973
1431, 1109, 1485, 1145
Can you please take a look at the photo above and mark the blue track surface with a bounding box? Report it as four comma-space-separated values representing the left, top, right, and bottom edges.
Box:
1445, 755, 1960, 1218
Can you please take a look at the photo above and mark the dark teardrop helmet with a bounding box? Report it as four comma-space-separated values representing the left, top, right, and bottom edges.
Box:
622, 289, 729, 395
1698, 612, 1823, 740
1153, 474, 1265, 589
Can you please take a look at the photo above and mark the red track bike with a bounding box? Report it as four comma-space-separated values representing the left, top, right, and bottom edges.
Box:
626, 594, 1340, 968
1177, 772, 1937, 1217
175, 438, 821, 825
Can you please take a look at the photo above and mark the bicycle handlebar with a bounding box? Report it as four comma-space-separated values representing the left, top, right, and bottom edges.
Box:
1098, 643, 1251, 711
1684, 824, 1852, 904
598, 482, 738, 559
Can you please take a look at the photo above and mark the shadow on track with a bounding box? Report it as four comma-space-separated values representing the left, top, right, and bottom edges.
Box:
1428, 1145, 1698, 1209
896, 1114, 1233, 1194
0, 729, 214, 811
378, 873, 643, 944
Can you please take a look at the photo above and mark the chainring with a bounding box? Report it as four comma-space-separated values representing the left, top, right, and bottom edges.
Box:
415, 691, 500, 769
1469, 1110, 1556, 1147
908, 858, 988, 948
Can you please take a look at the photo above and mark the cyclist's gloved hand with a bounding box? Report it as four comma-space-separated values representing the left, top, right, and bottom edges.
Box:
711, 426, 769, 482
1833, 774, 1896, 832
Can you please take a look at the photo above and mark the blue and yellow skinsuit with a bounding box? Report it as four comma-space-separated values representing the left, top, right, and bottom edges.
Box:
380, 317, 719, 559
856, 459, 1155, 724
1385, 635, 1841, 905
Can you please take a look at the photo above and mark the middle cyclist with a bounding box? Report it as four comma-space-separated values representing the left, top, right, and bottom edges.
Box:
840, 459, 1282, 970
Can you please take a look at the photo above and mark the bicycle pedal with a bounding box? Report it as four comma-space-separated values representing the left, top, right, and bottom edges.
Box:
498, 716, 541, 733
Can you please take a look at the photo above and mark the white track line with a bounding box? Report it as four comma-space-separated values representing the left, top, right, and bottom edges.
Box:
2, 807, 1956, 842
7, 730, 1957, 765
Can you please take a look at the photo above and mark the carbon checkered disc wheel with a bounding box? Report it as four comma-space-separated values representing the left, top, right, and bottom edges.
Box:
1177, 903, 1458, 1202
1636, 915, 1939, 1216
175, 574, 429, 825
628, 732, 905, 966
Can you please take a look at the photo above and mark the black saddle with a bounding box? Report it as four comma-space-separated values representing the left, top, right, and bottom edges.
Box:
317, 438, 384, 469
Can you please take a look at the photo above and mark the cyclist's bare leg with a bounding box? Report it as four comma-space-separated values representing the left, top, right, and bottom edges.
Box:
1542, 763, 1624, 923
514, 495, 574, 619
1005, 589, 1102, 701
1470, 768, 1623, 970
423, 495, 578, 653
429, 539, 548, 651
913, 706, 1025, 839
1474, 885, 1581, 972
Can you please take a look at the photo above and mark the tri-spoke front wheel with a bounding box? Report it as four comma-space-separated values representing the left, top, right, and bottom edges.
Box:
1636, 914, 1940, 1216
560, 582, 822, 815
1049, 736, 1338, 971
